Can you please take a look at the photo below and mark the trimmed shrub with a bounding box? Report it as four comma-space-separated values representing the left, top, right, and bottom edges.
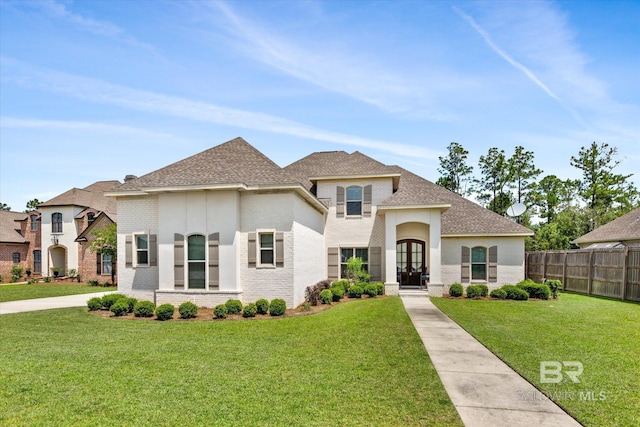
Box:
319, 289, 333, 304
348, 285, 363, 299
179, 302, 198, 319
517, 280, 550, 300
305, 279, 332, 306
134, 300, 155, 318
477, 284, 489, 297
331, 286, 345, 302
466, 285, 482, 298
87, 279, 100, 287
546, 279, 561, 299
490, 288, 507, 299
243, 303, 257, 318
214, 304, 228, 319
156, 304, 175, 321
101, 293, 126, 309
225, 299, 243, 315
449, 283, 463, 297
87, 297, 102, 311
123, 297, 137, 313
332, 279, 350, 294
269, 299, 287, 316
110, 300, 129, 317
502, 285, 529, 301
374, 282, 385, 295
364, 284, 378, 298
256, 299, 269, 315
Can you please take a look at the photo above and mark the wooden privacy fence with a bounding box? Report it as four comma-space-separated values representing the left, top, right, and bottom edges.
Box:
526, 247, 640, 302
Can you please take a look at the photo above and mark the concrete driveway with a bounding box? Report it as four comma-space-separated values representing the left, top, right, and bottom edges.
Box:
0, 291, 114, 315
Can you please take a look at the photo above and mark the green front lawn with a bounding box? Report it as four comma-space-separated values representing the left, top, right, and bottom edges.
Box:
431, 293, 640, 427
0, 297, 462, 426
0, 283, 116, 303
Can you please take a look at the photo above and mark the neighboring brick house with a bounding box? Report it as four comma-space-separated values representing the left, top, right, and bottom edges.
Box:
38, 180, 120, 283
0, 210, 41, 282
107, 137, 532, 308
573, 207, 640, 248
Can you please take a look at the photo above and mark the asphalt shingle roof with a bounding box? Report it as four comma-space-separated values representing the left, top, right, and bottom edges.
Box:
39, 180, 119, 219
574, 207, 640, 244
113, 137, 304, 192
0, 211, 28, 243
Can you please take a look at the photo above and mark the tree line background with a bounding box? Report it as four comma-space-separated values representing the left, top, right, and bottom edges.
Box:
436, 141, 639, 251
2, 141, 637, 252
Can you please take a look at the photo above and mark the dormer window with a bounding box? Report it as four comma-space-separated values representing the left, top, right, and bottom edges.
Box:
87, 212, 95, 226
346, 186, 363, 216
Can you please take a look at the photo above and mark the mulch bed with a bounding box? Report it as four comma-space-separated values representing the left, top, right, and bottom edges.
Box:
90, 296, 384, 322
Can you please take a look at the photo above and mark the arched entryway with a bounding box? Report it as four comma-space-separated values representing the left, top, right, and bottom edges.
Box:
397, 239, 426, 288
49, 246, 67, 277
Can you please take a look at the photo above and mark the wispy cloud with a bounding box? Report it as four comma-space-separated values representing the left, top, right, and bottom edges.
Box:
1, 58, 441, 160
453, 6, 586, 127
1, 117, 174, 138
29, 0, 155, 51
198, 1, 454, 121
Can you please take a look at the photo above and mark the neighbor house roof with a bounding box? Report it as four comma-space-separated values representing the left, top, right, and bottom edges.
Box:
574, 207, 640, 246
0, 211, 28, 243
111, 137, 304, 193
39, 180, 119, 220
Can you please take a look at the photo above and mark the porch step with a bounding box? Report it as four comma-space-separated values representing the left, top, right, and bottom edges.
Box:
399, 289, 429, 298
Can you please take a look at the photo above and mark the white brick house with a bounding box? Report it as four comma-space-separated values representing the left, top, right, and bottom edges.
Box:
107, 138, 532, 308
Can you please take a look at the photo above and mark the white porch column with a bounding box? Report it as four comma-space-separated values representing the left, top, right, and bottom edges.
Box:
384, 211, 399, 295
427, 210, 444, 296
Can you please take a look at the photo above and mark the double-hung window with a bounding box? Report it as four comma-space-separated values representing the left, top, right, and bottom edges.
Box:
13, 252, 20, 263
346, 186, 363, 216
258, 232, 275, 266
31, 215, 39, 231
136, 235, 149, 266
52, 212, 63, 233
102, 254, 113, 275
33, 250, 41, 274
471, 247, 487, 281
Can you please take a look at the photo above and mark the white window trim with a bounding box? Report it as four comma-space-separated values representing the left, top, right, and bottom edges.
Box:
257, 229, 276, 269
134, 233, 150, 267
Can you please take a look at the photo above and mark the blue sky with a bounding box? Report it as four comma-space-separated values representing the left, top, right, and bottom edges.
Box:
1, 0, 638, 212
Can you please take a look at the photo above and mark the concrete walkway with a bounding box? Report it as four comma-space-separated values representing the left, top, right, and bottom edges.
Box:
0, 291, 114, 315
401, 293, 582, 427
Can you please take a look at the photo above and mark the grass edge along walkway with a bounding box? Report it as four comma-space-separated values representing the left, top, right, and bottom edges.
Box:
0, 283, 116, 303
0, 296, 463, 426
431, 293, 640, 427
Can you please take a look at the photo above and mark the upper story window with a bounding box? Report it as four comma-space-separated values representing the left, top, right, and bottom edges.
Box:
259, 232, 275, 266
471, 247, 487, 281
136, 234, 149, 266
52, 212, 63, 233
30, 215, 39, 231
346, 186, 363, 216
87, 212, 95, 226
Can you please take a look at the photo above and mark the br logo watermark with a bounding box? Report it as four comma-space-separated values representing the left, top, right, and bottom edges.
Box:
540, 361, 583, 384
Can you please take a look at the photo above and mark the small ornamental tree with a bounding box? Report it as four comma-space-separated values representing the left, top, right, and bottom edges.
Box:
88, 222, 117, 285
